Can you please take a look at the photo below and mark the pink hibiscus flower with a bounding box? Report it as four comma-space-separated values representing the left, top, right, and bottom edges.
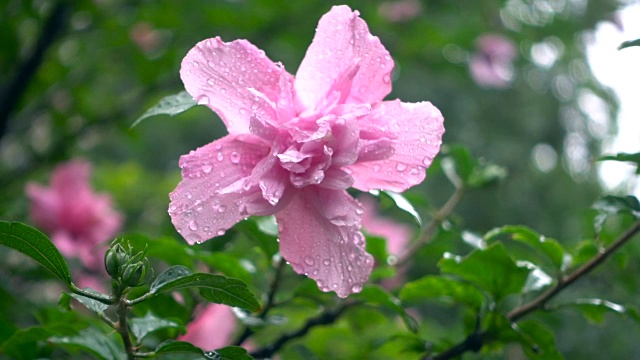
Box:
169, 5, 444, 297
26, 160, 123, 272
469, 34, 517, 88
179, 304, 237, 350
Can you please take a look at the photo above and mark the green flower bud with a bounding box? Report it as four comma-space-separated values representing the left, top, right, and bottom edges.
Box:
104, 242, 129, 278
122, 258, 150, 287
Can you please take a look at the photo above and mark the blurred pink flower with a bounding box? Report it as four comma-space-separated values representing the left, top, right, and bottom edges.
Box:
378, 0, 423, 23
359, 195, 412, 256
26, 160, 123, 272
179, 304, 237, 350
170, 5, 444, 297
469, 34, 517, 88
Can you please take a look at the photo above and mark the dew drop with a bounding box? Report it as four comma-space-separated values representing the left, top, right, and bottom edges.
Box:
373, 164, 381, 172
304, 256, 315, 266
239, 108, 247, 115
192, 61, 200, 67
351, 284, 363, 293
216, 229, 225, 236
186, 233, 202, 244
186, 192, 193, 199
230, 152, 241, 164
322, 259, 331, 266
396, 163, 407, 172
217, 153, 224, 161
347, 265, 353, 271
203, 226, 211, 232
383, 75, 391, 84
422, 157, 431, 166
207, 78, 215, 85
218, 205, 227, 213
220, 88, 226, 94
188, 221, 198, 231
202, 165, 212, 173
312, 269, 319, 275
332, 283, 338, 289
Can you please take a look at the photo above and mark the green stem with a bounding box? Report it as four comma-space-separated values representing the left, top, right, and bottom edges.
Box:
69, 283, 115, 305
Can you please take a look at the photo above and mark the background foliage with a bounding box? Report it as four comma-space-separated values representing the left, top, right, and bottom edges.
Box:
1, 0, 639, 359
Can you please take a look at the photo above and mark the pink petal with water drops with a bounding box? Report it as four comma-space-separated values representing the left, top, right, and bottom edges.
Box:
180, 37, 293, 135
276, 189, 373, 298
294, 5, 394, 111
168, 135, 277, 244
348, 100, 444, 192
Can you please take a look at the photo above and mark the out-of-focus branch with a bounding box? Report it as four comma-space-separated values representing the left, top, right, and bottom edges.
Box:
0, 1, 70, 140
396, 186, 465, 267
427, 219, 640, 360
250, 303, 352, 359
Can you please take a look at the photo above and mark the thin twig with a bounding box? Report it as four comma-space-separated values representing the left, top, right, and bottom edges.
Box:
69, 283, 115, 305
397, 186, 465, 267
250, 303, 352, 359
234, 257, 286, 346
428, 219, 640, 360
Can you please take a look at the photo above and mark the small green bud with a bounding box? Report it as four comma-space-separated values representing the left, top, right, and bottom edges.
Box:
122, 258, 150, 287
104, 241, 128, 278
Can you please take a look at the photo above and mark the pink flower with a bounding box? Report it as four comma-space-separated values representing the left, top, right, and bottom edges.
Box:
359, 195, 412, 257
170, 5, 444, 297
26, 160, 123, 272
378, 0, 423, 23
179, 304, 237, 350
469, 34, 517, 88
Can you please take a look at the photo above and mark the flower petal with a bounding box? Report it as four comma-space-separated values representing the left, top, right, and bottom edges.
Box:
180, 37, 294, 134
276, 189, 373, 298
295, 5, 394, 111
348, 100, 444, 192
168, 135, 275, 244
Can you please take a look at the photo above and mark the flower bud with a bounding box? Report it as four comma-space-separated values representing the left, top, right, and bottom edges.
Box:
104, 241, 128, 278
122, 258, 150, 287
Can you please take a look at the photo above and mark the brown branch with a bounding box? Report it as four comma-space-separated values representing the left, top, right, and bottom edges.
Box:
428, 219, 640, 360
397, 186, 465, 267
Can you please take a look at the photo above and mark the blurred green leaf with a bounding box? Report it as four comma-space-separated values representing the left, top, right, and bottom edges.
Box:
155, 340, 204, 357
0, 221, 71, 284
439, 243, 530, 302
365, 234, 389, 264
441, 145, 507, 189
151, 272, 260, 312
513, 320, 564, 359
129, 312, 184, 341
352, 285, 418, 333
132, 91, 197, 128
49, 326, 125, 360
560, 298, 640, 325
571, 240, 600, 268
618, 39, 640, 50
372, 190, 422, 226
0, 326, 52, 359
197, 252, 252, 284
592, 195, 640, 233
519, 261, 554, 293
213, 346, 254, 360
237, 220, 279, 259
59, 291, 110, 316
484, 225, 566, 271
399, 275, 485, 310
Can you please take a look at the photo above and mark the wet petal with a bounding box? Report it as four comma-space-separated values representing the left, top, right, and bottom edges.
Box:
180, 37, 294, 134
348, 100, 444, 192
276, 189, 373, 298
295, 5, 394, 111
168, 135, 275, 244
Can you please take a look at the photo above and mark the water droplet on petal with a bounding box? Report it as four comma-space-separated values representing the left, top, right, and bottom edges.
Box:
217, 153, 224, 161
207, 78, 215, 85
304, 256, 315, 266
188, 221, 198, 231
192, 61, 199, 67
322, 259, 331, 266
312, 269, 319, 275
186, 192, 193, 199
230, 152, 240, 164
203, 226, 211, 232
202, 165, 212, 173
351, 284, 363, 293
422, 157, 431, 166
383, 75, 391, 84
218, 205, 227, 213
373, 164, 381, 172
197, 96, 210, 105
347, 265, 353, 271
186, 233, 202, 243
332, 283, 338, 289
396, 163, 407, 172
217, 229, 225, 236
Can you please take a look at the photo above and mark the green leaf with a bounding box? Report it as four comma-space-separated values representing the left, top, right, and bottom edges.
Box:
131, 91, 197, 128
440, 145, 507, 188
352, 285, 418, 333
561, 298, 639, 324
0, 221, 71, 284
60, 291, 110, 316
237, 220, 278, 258
438, 243, 530, 302
399, 275, 485, 310
512, 320, 564, 359
213, 346, 254, 360
151, 265, 193, 293
0, 326, 52, 359
484, 225, 566, 271
49, 326, 125, 360
519, 261, 553, 293
151, 272, 260, 312
197, 252, 252, 284
372, 190, 422, 226
154, 340, 204, 356
619, 38, 640, 50
592, 195, 640, 233
129, 312, 184, 341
